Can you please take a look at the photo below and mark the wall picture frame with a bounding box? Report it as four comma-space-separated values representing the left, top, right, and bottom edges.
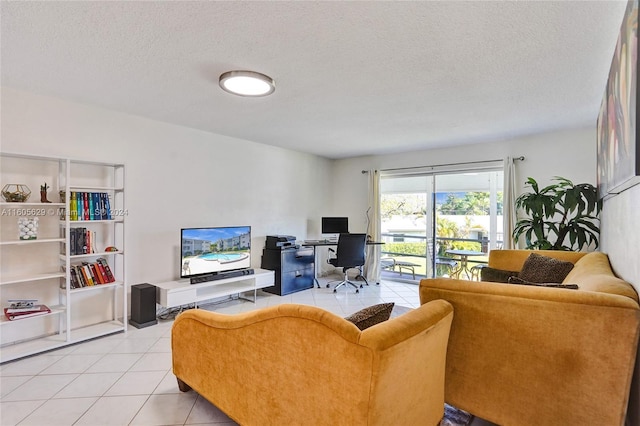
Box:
597, 0, 640, 199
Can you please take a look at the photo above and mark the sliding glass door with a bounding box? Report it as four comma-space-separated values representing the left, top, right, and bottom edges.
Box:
380, 167, 503, 281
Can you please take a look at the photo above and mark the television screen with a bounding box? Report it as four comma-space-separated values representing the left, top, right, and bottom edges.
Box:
180, 226, 251, 279
321, 217, 349, 234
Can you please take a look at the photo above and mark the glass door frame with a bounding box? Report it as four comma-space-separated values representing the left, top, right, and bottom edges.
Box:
379, 162, 504, 280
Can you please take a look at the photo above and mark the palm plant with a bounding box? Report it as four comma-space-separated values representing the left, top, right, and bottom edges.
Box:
512, 177, 601, 251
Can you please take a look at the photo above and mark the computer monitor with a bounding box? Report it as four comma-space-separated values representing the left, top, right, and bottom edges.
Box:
321, 217, 349, 234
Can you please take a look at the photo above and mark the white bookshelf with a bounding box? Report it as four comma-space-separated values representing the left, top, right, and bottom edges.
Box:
0, 152, 127, 363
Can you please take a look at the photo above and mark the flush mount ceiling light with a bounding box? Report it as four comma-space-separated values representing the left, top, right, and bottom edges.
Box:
219, 70, 275, 97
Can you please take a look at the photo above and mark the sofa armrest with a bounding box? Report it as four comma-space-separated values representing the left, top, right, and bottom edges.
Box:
419, 278, 640, 426
359, 299, 453, 350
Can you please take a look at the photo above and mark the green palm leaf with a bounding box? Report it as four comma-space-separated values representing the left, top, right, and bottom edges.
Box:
512, 176, 600, 251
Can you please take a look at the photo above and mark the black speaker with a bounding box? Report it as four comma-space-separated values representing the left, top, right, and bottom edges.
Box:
130, 283, 157, 329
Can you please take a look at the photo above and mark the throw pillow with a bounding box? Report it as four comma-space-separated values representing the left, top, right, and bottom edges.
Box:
508, 276, 579, 289
518, 253, 574, 283
344, 302, 395, 330
480, 266, 520, 283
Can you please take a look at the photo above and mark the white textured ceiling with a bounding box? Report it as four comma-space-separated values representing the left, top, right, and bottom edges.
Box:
0, 1, 628, 159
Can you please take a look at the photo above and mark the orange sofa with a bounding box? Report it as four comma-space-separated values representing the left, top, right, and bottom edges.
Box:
172, 301, 453, 425
420, 250, 640, 426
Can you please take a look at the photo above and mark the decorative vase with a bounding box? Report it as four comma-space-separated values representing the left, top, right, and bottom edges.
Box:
18, 217, 38, 240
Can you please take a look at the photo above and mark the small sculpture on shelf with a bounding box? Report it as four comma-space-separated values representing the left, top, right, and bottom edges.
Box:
1, 184, 31, 202
40, 182, 51, 203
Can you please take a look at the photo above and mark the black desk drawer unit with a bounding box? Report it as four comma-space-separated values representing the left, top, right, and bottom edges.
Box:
261, 247, 314, 295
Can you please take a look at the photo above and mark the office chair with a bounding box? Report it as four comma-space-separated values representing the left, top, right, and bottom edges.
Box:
327, 233, 368, 293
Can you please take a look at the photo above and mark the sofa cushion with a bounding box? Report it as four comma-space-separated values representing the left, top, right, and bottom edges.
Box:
481, 266, 520, 283
345, 302, 394, 330
508, 276, 579, 289
518, 253, 574, 283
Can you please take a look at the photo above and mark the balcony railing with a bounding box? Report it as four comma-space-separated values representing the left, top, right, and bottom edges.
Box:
380, 232, 502, 279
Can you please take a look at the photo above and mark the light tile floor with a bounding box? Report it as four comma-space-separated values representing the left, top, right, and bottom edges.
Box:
0, 276, 493, 426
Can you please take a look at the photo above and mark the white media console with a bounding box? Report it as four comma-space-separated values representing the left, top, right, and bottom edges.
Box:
155, 268, 275, 308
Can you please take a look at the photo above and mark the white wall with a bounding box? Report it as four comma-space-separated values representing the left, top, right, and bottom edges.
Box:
332, 127, 597, 234
1, 88, 334, 286
601, 185, 640, 426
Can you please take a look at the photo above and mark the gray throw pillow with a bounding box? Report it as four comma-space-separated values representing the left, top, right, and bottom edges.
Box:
344, 303, 395, 330
481, 266, 520, 283
518, 253, 574, 284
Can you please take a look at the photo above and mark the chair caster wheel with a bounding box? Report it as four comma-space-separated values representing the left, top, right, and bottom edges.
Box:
359, 284, 363, 288
326, 284, 330, 288
333, 289, 337, 293
356, 290, 359, 293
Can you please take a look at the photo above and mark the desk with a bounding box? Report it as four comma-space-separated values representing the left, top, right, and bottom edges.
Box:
302, 240, 384, 287
445, 249, 485, 280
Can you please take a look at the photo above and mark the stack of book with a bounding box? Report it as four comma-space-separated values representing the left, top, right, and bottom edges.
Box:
69, 227, 96, 255
66, 258, 116, 289
4, 300, 51, 321
68, 191, 112, 221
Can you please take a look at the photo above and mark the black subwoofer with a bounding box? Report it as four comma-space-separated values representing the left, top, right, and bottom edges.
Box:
130, 283, 158, 329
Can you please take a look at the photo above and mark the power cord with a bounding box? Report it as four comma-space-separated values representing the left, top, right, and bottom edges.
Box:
156, 303, 195, 321
156, 293, 242, 321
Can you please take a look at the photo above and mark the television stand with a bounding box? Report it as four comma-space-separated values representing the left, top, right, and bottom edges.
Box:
155, 268, 274, 308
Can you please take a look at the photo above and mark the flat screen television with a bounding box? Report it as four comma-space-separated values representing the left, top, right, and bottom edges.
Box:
180, 226, 251, 279
321, 217, 349, 234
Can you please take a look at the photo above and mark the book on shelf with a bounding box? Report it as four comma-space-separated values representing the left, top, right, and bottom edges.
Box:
83, 192, 89, 220
95, 261, 108, 283
97, 257, 116, 282
6, 306, 41, 313
63, 259, 116, 289
99, 193, 108, 219
89, 263, 103, 284
81, 228, 87, 254
69, 192, 78, 221
103, 193, 112, 220
6, 299, 40, 312
72, 265, 86, 288
4, 305, 51, 320
67, 191, 113, 221
62, 265, 81, 289
88, 193, 94, 220
80, 264, 95, 286
69, 228, 99, 255
8, 299, 38, 308
76, 192, 82, 220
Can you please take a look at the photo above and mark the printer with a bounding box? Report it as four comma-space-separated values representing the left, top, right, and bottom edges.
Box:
265, 235, 298, 250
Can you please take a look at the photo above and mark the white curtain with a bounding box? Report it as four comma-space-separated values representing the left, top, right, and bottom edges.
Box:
364, 169, 382, 283
503, 156, 517, 249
